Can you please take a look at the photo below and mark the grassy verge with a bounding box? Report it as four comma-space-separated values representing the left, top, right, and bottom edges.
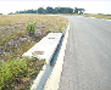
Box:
0, 14, 68, 62
0, 14, 68, 90
0, 14, 68, 46
81, 14, 111, 20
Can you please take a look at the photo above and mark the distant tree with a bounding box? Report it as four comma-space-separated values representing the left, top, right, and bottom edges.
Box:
78, 8, 85, 14
15, 9, 37, 14
54, 7, 59, 13
14, 7, 85, 14
15, 11, 23, 14
26, 9, 37, 13
59, 7, 66, 13
8, 12, 13, 15
54, 7, 73, 14
0, 13, 3, 15
64, 7, 73, 13
15, 11, 18, 13
38, 7, 45, 14
97, 13, 103, 15
74, 7, 85, 14
74, 7, 78, 14
46, 7, 54, 13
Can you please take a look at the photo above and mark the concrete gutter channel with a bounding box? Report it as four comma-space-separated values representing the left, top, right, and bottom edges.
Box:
22, 22, 69, 90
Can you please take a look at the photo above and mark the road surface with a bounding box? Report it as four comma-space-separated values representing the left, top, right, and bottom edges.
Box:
59, 16, 111, 90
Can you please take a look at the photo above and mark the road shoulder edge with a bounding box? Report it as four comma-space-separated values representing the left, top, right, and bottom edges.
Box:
43, 21, 70, 90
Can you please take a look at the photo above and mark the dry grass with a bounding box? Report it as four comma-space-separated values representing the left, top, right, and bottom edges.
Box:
81, 14, 111, 20
0, 14, 67, 26
0, 14, 68, 46
0, 14, 68, 90
0, 14, 68, 63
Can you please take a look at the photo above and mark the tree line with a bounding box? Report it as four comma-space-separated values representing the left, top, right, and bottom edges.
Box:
13, 7, 85, 14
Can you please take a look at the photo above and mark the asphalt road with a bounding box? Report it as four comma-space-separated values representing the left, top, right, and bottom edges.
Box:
59, 16, 111, 90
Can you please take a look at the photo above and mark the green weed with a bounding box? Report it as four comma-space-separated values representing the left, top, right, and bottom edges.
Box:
0, 57, 45, 90
26, 21, 36, 35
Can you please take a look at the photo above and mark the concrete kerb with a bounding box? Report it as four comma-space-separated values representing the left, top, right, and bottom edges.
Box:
22, 22, 69, 90
43, 20, 70, 90
31, 63, 54, 90
62, 22, 68, 36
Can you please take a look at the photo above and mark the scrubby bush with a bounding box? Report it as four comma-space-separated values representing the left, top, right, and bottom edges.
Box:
0, 59, 28, 89
26, 21, 36, 35
0, 57, 45, 90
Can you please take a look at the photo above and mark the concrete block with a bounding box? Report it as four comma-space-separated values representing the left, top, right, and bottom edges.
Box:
23, 33, 62, 64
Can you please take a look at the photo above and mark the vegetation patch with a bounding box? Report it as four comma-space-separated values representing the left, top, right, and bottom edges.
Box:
0, 14, 68, 62
0, 57, 45, 90
26, 21, 36, 35
0, 14, 68, 90
81, 14, 111, 20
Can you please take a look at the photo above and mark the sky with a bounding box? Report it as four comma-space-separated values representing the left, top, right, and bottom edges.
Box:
0, 0, 111, 14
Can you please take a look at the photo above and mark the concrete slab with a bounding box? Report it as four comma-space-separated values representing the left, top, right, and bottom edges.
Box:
23, 33, 62, 64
